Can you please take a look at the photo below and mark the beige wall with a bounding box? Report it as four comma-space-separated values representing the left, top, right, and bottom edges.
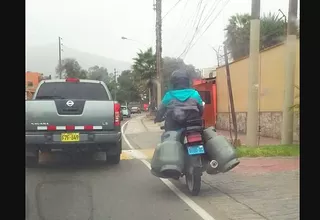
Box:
216, 39, 300, 113
215, 39, 300, 141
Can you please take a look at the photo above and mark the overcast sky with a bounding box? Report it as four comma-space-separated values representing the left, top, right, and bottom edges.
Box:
26, 0, 299, 69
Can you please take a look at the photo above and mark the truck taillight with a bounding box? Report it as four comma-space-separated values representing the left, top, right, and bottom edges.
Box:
114, 103, 121, 126
66, 78, 79, 82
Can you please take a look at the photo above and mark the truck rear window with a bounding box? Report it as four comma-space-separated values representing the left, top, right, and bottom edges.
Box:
35, 82, 110, 100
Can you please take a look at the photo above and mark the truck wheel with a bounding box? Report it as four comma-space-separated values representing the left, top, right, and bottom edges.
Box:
26, 151, 39, 168
106, 154, 120, 164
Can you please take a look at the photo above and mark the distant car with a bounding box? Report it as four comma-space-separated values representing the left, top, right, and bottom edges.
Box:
131, 106, 141, 114
121, 106, 131, 118
120, 110, 124, 121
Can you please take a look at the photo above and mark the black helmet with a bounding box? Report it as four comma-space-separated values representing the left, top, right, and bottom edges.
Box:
170, 69, 190, 89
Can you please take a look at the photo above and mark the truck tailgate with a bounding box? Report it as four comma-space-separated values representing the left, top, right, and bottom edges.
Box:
26, 100, 115, 131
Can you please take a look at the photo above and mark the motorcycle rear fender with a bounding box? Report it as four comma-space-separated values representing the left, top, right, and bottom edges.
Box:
186, 155, 203, 168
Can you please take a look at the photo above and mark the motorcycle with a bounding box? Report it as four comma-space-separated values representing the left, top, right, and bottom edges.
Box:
160, 119, 209, 196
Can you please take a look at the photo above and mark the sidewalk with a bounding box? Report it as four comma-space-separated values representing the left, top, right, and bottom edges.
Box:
137, 116, 299, 220
125, 115, 148, 134
141, 116, 282, 145
141, 116, 162, 132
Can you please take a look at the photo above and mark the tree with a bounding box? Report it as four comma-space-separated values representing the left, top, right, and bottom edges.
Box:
55, 58, 87, 79
116, 70, 141, 104
225, 14, 251, 61
79, 69, 88, 79
131, 48, 200, 102
87, 65, 109, 81
162, 57, 200, 91
225, 12, 286, 60
260, 12, 287, 49
86, 65, 118, 97
132, 47, 156, 97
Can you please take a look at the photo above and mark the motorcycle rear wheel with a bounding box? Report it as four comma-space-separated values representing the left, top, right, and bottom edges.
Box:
185, 167, 201, 196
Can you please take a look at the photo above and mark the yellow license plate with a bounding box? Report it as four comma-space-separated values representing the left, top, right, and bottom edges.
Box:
61, 133, 80, 142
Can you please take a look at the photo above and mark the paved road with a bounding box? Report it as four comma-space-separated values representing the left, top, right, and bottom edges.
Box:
26, 116, 215, 220
123, 116, 300, 220
26, 114, 299, 220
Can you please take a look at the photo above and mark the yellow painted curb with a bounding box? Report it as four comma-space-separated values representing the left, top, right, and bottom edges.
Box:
120, 152, 134, 160
37, 149, 156, 162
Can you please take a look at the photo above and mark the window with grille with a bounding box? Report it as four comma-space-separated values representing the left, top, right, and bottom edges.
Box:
27, 81, 33, 87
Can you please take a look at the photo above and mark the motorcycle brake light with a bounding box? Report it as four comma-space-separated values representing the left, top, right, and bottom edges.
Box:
186, 133, 202, 143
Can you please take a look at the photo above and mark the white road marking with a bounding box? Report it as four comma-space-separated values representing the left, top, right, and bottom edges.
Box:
123, 150, 148, 159
121, 118, 216, 220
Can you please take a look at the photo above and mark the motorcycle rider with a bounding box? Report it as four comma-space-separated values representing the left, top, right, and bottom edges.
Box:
154, 69, 204, 130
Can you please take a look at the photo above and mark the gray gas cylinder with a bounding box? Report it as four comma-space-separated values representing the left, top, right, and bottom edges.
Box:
203, 126, 240, 174
151, 131, 185, 178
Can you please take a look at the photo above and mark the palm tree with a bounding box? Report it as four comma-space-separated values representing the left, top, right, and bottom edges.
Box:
225, 12, 286, 60
132, 47, 156, 96
260, 12, 287, 49
225, 13, 251, 60
132, 47, 156, 80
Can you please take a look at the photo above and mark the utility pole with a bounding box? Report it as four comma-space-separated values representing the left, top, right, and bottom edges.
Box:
148, 88, 152, 107
58, 36, 63, 79
114, 68, 118, 100
155, 0, 163, 107
211, 46, 221, 67
246, 0, 261, 147
224, 44, 238, 146
281, 0, 298, 144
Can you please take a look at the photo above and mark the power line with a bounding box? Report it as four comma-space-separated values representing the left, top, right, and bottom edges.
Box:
181, 0, 231, 58
168, 0, 190, 28
180, 0, 203, 44
197, 0, 222, 30
178, 0, 220, 58
191, 0, 205, 29
178, 0, 208, 58
171, 0, 202, 55
165, 0, 189, 51
185, 0, 230, 56
162, 0, 184, 20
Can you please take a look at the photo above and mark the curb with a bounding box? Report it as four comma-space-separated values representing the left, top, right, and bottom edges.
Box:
140, 116, 150, 132
141, 116, 164, 130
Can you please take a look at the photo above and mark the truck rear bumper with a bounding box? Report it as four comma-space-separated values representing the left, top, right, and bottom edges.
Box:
26, 131, 122, 155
